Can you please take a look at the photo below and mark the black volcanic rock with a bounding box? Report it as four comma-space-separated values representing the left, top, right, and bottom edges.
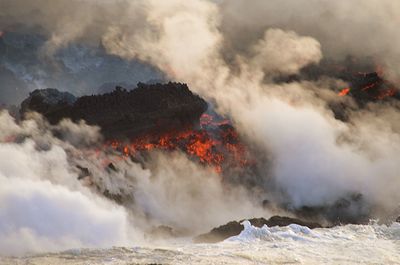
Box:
20, 88, 77, 115
294, 193, 370, 225
20, 82, 208, 138
275, 57, 400, 123
149, 225, 180, 240
396, 216, 400, 223
194, 216, 322, 243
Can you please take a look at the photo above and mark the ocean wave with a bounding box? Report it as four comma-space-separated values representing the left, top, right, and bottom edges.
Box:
227, 220, 400, 244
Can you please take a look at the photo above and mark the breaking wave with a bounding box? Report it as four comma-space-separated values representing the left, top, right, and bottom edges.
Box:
2, 222, 399, 264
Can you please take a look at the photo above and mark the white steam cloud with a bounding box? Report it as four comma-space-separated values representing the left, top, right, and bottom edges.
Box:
220, 0, 400, 83
252, 29, 322, 75
132, 152, 265, 233
0, 113, 133, 255
95, 0, 400, 216
0, 176, 130, 255
0, 111, 266, 255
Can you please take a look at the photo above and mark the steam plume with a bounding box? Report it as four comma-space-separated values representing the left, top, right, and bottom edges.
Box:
0, 111, 266, 255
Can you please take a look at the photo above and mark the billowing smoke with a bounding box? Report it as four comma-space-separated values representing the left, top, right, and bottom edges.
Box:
219, 0, 400, 83
0, 1, 164, 101
0, 111, 266, 255
1, 0, 400, 255
1, 0, 400, 82
0, 175, 131, 255
0, 112, 133, 255
251, 29, 322, 76
95, 0, 400, 216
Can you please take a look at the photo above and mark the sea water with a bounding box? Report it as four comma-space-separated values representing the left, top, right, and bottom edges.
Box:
2, 222, 399, 265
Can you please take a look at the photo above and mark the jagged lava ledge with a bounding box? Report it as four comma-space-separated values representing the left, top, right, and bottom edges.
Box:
20, 82, 208, 139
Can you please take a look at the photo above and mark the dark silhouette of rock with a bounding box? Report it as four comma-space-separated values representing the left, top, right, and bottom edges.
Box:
20, 82, 208, 138
396, 216, 400, 223
149, 225, 179, 240
97, 82, 136, 94
20, 88, 77, 117
275, 57, 400, 122
76, 165, 90, 180
294, 193, 370, 225
107, 163, 118, 172
194, 216, 323, 243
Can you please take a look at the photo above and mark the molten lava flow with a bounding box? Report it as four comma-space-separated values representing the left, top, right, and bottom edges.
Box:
108, 114, 251, 174
338, 88, 350, 96
361, 82, 379, 91
376, 88, 397, 100
336, 66, 398, 101
200, 113, 230, 128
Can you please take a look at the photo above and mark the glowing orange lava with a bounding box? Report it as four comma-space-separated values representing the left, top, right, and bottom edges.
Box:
338, 88, 350, 96
361, 82, 379, 91
107, 114, 251, 174
376, 88, 397, 100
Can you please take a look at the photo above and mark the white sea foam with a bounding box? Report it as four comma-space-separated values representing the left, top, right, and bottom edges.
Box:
226, 220, 316, 243
1, 222, 399, 264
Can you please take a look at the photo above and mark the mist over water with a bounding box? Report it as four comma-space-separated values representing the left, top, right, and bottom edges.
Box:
0, 0, 400, 258
0, 111, 268, 255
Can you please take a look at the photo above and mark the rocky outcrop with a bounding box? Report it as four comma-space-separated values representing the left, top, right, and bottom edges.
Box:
194, 216, 323, 243
293, 193, 371, 225
148, 225, 182, 240
276, 58, 400, 122
20, 88, 76, 116
20, 82, 208, 138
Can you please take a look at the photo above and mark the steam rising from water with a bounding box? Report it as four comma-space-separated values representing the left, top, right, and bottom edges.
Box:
0, 175, 130, 255
0, 0, 400, 256
0, 113, 130, 254
0, 111, 266, 255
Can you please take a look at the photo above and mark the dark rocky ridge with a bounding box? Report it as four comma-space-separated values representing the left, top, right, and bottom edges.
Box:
20, 82, 208, 138
194, 216, 323, 243
287, 57, 400, 103
275, 57, 400, 122
292, 193, 371, 226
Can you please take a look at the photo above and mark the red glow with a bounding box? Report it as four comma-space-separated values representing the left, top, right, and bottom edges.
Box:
375, 65, 384, 78
376, 88, 397, 100
338, 88, 350, 96
362, 82, 379, 91
107, 114, 251, 174
200, 113, 230, 128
